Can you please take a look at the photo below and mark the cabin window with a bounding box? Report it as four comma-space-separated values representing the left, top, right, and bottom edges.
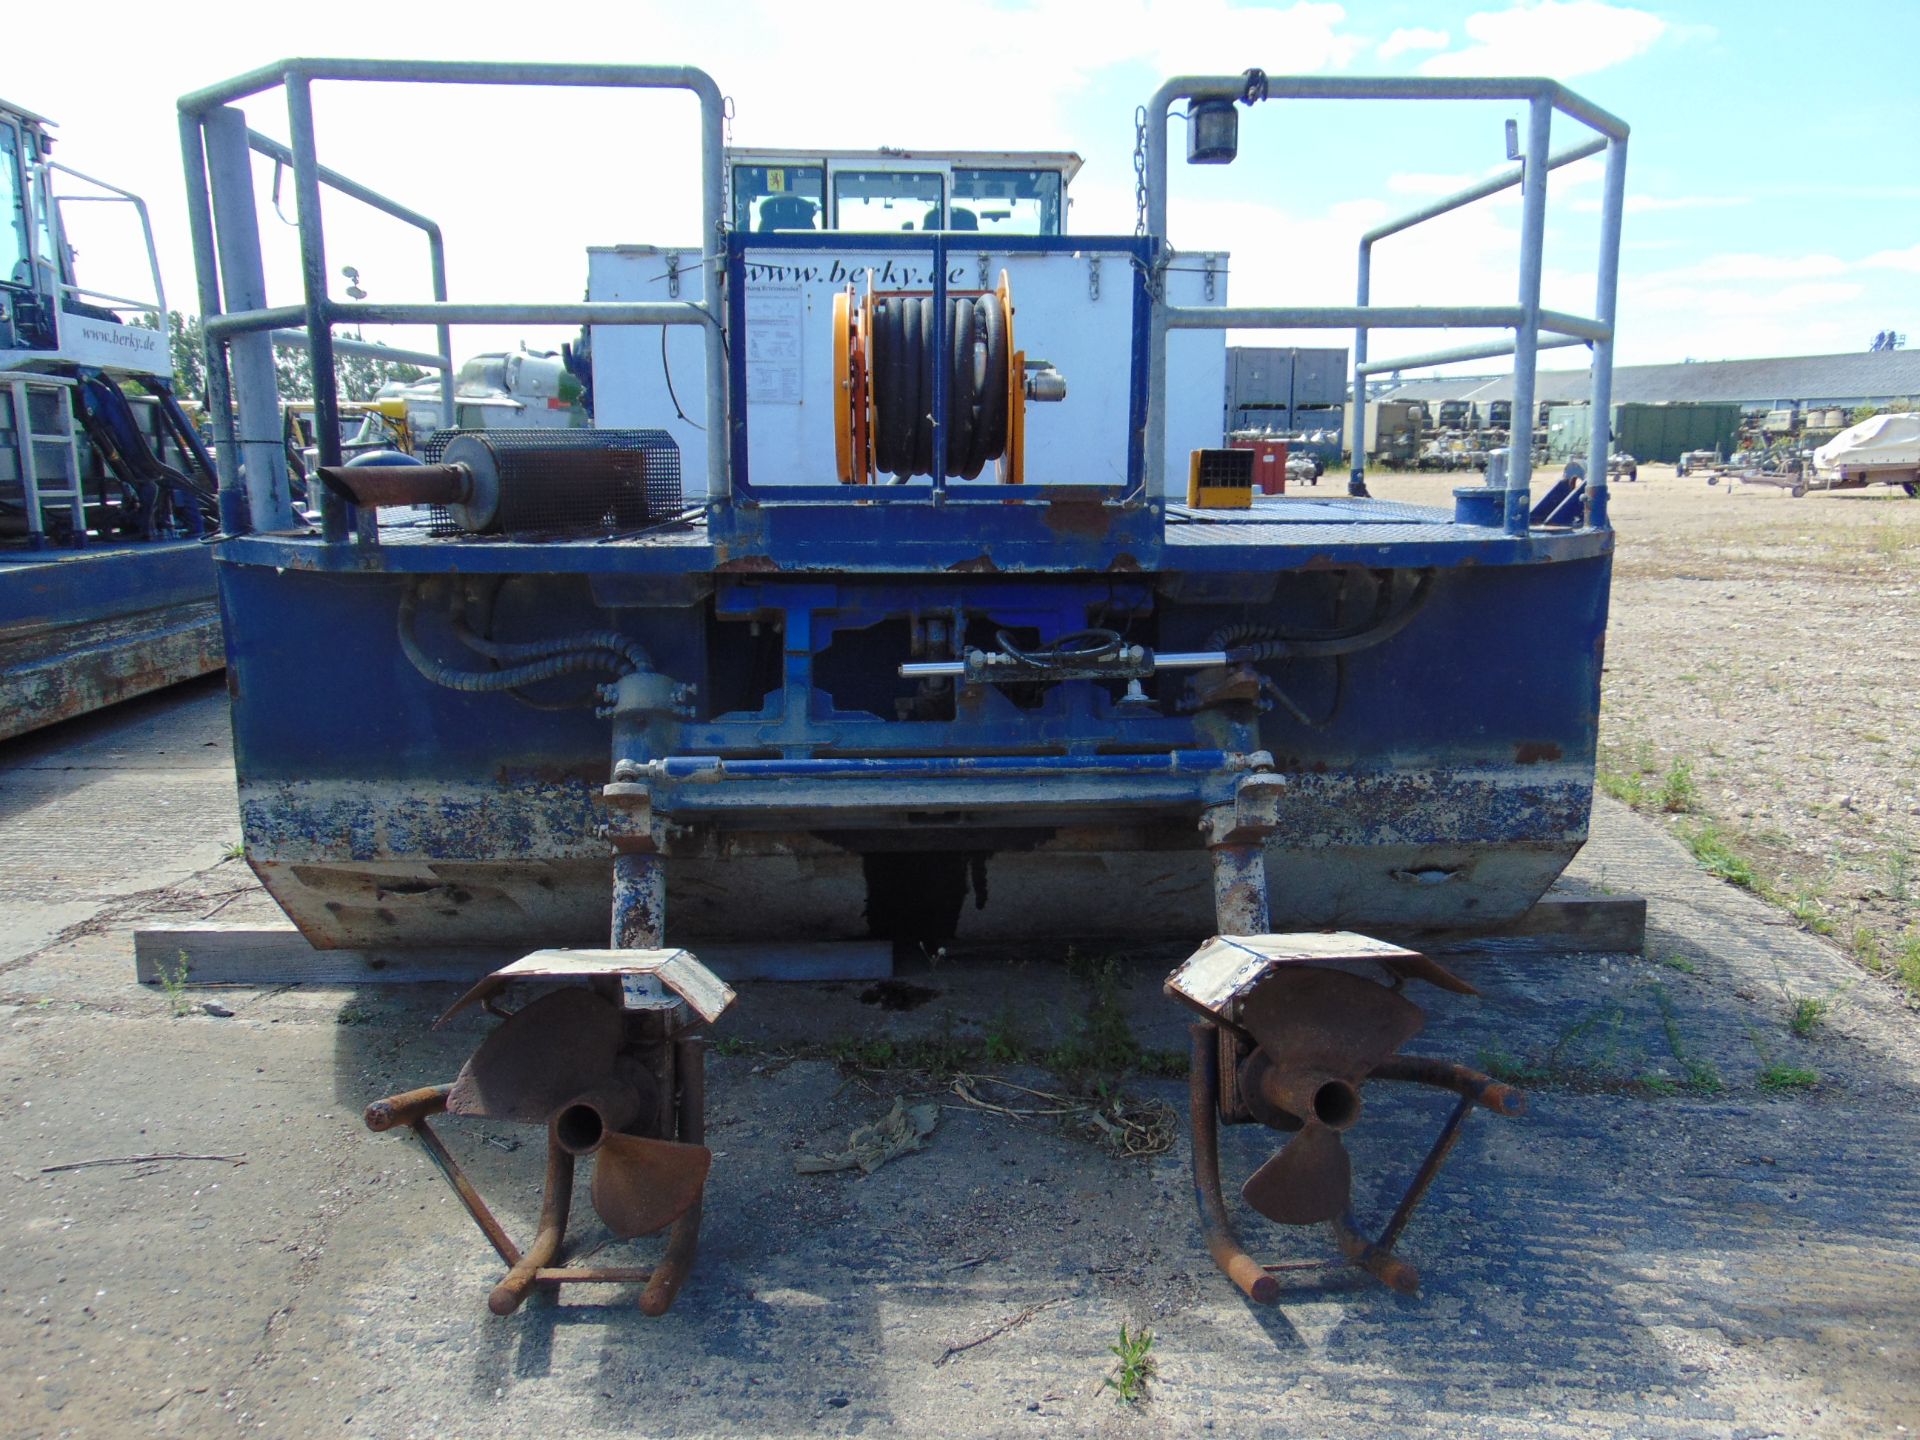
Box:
732, 164, 825, 234
0, 123, 28, 290
952, 168, 1062, 235
833, 170, 943, 232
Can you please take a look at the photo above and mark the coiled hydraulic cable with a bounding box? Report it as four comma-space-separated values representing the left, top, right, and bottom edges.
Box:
398, 581, 643, 694
869, 294, 1009, 481
993, 627, 1124, 671
1206, 570, 1435, 662
450, 614, 653, 673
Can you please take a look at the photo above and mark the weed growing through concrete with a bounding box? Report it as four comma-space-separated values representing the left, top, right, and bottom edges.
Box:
1683, 821, 1760, 891
1105, 1323, 1155, 1406
1658, 758, 1697, 813
1661, 954, 1698, 974
1788, 996, 1828, 1038
1786, 889, 1835, 936
1886, 846, 1913, 905
1596, 766, 1645, 807
1477, 1046, 1549, 1088
1851, 926, 1884, 971
1897, 929, 1920, 996
1135, 1048, 1188, 1078
222, 842, 246, 861
1652, 984, 1724, 1096
983, 1003, 1027, 1065
158, 950, 192, 1018
1597, 740, 1915, 994
1046, 949, 1141, 1085
1758, 1064, 1820, 1094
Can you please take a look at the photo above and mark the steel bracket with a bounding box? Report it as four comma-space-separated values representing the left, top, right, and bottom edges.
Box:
1200, 772, 1287, 847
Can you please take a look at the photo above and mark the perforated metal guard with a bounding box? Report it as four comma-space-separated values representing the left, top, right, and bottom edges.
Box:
1194, 448, 1255, 489
418, 429, 682, 538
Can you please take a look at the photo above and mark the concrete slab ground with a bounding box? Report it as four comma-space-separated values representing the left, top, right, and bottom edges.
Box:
1, 682, 1915, 1439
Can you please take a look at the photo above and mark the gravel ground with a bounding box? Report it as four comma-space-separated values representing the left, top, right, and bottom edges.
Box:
1370, 464, 1920, 1002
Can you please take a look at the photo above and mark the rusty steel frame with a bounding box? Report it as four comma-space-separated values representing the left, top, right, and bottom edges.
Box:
364, 1036, 708, 1315
1187, 1021, 1525, 1299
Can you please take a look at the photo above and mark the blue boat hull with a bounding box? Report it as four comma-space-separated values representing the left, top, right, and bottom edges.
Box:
0, 542, 222, 742
217, 509, 1610, 949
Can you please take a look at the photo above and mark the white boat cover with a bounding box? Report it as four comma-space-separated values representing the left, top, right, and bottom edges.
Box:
1814, 411, 1920, 472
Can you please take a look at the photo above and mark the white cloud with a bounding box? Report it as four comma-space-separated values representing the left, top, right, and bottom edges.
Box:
1862, 243, 1920, 273
1378, 26, 1450, 61
1641, 253, 1850, 284
1386, 170, 1490, 198
1570, 193, 1751, 215
1420, 1, 1668, 79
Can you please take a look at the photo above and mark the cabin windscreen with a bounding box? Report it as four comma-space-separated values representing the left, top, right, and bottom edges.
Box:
951, 169, 1061, 235
833, 170, 943, 232
0, 122, 26, 290
733, 164, 825, 233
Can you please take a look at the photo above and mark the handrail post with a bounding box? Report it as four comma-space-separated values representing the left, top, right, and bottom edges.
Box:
1584, 135, 1628, 530
1350, 237, 1371, 497
178, 111, 250, 535
204, 106, 296, 533
284, 71, 350, 543
1504, 94, 1552, 536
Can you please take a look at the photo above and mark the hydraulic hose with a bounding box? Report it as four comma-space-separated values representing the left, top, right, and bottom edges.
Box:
1208, 570, 1435, 662
993, 627, 1124, 671
399, 583, 637, 693
869, 293, 1009, 480
449, 613, 651, 672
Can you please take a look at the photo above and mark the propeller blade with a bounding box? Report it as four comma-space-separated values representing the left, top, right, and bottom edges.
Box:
1242, 1123, 1352, 1226
591, 1132, 712, 1239
1380, 953, 1477, 995
447, 987, 624, 1124
1237, 966, 1426, 1086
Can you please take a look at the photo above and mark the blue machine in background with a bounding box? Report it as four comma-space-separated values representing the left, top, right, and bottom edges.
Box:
182, 61, 1630, 1310
1, 97, 223, 740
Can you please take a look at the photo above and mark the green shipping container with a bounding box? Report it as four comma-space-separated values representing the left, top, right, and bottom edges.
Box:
1613, 403, 1743, 464
1545, 402, 1742, 466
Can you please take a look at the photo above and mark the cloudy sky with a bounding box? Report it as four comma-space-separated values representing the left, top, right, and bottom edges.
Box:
20, 0, 1918, 375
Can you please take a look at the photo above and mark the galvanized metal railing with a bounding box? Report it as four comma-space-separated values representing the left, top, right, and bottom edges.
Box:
1142, 74, 1629, 532
42, 161, 170, 326
179, 60, 727, 542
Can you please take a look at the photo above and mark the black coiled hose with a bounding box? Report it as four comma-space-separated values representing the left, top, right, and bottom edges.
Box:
450, 614, 651, 673
398, 582, 642, 693
993, 627, 1123, 671
1207, 570, 1436, 662
870, 293, 1009, 480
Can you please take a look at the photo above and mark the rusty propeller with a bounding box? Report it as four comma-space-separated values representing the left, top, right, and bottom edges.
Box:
446, 987, 710, 1237
1234, 966, 1427, 1227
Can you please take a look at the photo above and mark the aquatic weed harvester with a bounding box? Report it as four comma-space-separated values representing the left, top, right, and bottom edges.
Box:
179, 60, 1627, 1314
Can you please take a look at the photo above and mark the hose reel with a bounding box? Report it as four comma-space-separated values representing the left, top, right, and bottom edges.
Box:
831, 271, 1062, 485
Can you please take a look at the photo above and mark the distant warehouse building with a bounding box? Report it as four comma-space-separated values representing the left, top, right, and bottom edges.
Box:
1378, 349, 1920, 415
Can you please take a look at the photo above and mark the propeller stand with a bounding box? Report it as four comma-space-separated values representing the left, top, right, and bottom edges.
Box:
1171, 796, 1526, 1300
364, 948, 734, 1315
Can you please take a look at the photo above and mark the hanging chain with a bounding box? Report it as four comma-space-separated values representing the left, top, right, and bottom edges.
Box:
1132, 105, 1149, 237
720, 96, 736, 234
